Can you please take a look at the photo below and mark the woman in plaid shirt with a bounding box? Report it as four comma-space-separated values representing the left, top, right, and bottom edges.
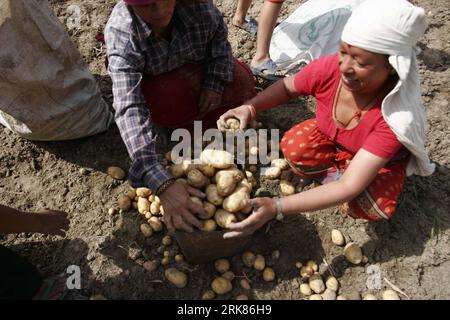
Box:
105, 0, 255, 233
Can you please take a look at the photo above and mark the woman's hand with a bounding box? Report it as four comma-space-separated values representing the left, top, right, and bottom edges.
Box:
223, 197, 277, 239
217, 104, 253, 131
199, 88, 222, 116
159, 181, 205, 234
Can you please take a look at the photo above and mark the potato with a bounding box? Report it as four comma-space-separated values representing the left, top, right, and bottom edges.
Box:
336, 295, 348, 300
222, 187, 250, 213
214, 259, 230, 273
140, 224, 153, 237
253, 254, 265, 271
187, 168, 209, 189
295, 262, 303, 269
211, 276, 232, 295
363, 294, 378, 300
170, 163, 188, 178
161, 256, 170, 265
165, 268, 188, 288
271, 158, 289, 170
300, 283, 312, 296
325, 276, 339, 292
235, 294, 248, 300
89, 294, 107, 300
200, 219, 217, 232
206, 184, 224, 206
189, 196, 203, 208
382, 290, 400, 300
200, 149, 234, 169
162, 235, 172, 246
117, 195, 131, 211
165, 151, 172, 162
174, 254, 184, 263
225, 118, 240, 131
215, 169, 244, 196
240, 279, 251, 290
107, 166, 126, 180
136, 187, 152, 198
214, 209, 237, 229
309, 294, 323, 300
150, 201, 161, 215
280, 180, 295, 196
108, 208, 117, 216
306, 260, 318, 272
300, 266, 314, 278
143, 260, 157, 272
238, 179, 253, 193
242, 251, 256, 267
145, 212, 152, 219
137, 197, 151, 214
262, 166, 281, 179
331, 229, 345, 246
262, 267, 275, 282
321, 288, 337, 300
198, 164, 216, 177
202, 290, 215, 300
344, 242, 363, 264
148, 216, 163, 232
222, 271, 235, 282
200, 202, 216, 219
309, 274, 325, 294
126, 188, 137, 200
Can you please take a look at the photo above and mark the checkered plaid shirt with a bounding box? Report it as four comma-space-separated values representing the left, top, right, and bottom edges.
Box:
105, 1, 233, 192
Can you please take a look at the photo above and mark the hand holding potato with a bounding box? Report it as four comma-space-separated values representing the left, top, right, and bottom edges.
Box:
217, 104, 253, 131
223, 197, 276, 239
159, 181, 205, 233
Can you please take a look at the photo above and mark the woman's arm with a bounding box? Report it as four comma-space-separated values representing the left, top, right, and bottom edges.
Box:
224, 149, 390, 238
247, 76, 299, 112
282, 149, 389, 214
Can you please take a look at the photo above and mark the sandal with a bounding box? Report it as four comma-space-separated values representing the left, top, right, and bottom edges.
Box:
33, 273, 69, 300
250, 59, 286, 81
233, 16, 258, 36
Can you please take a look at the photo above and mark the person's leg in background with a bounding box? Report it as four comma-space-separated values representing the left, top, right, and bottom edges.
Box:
232, 0, 253, 30
251, 0, 283, 69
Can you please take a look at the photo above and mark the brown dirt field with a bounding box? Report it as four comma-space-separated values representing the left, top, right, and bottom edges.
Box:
1, 0, 449, 300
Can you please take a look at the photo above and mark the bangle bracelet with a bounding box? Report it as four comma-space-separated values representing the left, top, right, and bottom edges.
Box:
274, 197, 284, 221
156, 178, 176, 197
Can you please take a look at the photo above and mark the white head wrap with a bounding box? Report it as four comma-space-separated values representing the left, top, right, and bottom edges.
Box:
341, 0, 435, 176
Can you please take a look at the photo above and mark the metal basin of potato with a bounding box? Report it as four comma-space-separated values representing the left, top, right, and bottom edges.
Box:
175, 230, 252, 264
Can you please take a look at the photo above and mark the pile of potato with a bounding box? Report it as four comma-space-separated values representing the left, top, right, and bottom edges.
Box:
114, 186, 165, 238
202, 250, 278, 300
169, 148, 258, 231
293, 230, 401, 300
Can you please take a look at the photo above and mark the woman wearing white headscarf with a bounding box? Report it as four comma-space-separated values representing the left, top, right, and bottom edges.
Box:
217, 0, 435, 238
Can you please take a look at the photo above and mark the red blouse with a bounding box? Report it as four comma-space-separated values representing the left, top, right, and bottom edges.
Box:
293, 54, 404, 159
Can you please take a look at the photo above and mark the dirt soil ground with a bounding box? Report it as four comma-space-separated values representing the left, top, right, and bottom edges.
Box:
1, 0, 449, 300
